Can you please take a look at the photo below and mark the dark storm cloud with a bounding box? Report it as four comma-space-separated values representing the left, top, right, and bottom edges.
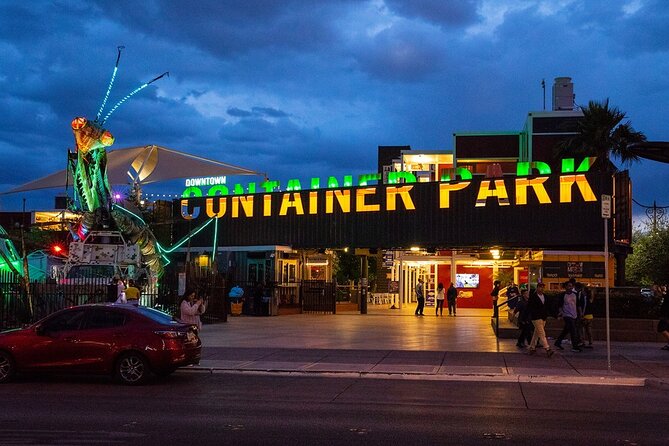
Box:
227, 107, 253, 118
352, 25, 448, 82
606, 0, 669, 55
227, 107, 289, 118
252, 107, 289, 118
384, 0, 481, 27
88, 0, 354, 56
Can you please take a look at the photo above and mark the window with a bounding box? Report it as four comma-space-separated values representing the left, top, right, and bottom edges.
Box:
135, 307, 178, 324
85, 310, 126, 329
43, 309, 86, 332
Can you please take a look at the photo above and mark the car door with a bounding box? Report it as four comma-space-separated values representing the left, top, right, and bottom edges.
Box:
75, 308, 128, 372
19, 308, 87, 370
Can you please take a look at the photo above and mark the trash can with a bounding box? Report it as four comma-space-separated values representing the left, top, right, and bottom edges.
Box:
260, 295, 271, 316
269, 290, 279, 316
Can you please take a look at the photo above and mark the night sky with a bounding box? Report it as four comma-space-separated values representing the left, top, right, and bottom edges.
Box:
0, 0, 667, 223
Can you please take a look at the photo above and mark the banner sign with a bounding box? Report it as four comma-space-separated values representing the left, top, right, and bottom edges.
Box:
174, 158, 610, 250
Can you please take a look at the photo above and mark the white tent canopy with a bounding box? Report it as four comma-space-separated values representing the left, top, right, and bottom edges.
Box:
2, 145, 264, 194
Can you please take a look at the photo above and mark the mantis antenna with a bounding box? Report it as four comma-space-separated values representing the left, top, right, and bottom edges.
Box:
101, 71, 169, 124
95, 46, 125, 122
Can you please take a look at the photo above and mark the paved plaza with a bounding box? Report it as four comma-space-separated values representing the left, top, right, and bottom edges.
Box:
194, 306, 669, 387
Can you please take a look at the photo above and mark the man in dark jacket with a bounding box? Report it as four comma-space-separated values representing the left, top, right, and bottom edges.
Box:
527, 282, 554, 357
514, 287, 533, 348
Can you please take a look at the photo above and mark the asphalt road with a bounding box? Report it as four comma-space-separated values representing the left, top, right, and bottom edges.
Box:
1, 371, 668, 445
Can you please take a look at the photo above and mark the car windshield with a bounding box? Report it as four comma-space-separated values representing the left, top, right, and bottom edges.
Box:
135, 306, 179, 325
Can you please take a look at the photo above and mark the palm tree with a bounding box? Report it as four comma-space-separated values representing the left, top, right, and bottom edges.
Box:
558, 99, 646, 171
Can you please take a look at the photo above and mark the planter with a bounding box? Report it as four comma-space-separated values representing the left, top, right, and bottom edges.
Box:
230, 302, 243, 316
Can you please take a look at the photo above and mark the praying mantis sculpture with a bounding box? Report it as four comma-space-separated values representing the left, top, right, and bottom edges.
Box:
68, 47, 167, 278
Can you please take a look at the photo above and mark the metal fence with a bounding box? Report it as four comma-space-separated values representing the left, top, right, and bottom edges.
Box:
0, 270, 29, 330
0, 268, 231, 330
301, 280, 336, 314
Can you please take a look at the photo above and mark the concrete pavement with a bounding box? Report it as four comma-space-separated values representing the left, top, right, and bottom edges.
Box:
192, 306, 669, 387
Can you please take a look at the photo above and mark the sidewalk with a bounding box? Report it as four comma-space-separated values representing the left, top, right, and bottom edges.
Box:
192, 308, 669, 387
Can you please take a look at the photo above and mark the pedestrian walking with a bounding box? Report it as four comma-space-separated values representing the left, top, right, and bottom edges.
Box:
527, 282, 554, 357
414, 278, 425, 316
447, 282, 457, 316
514, 287, 533, 348
491, 280, 501, 318
435, 283, 445, 316
554, 281, 583, 352
579, 284, 594, 348
180, 288, 206, 331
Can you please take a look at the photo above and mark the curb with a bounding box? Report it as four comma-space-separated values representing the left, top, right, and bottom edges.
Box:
644, 378, 669, 390
182, 366, 647, 387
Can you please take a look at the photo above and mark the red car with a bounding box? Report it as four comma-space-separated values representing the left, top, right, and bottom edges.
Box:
0, 304, 201, 385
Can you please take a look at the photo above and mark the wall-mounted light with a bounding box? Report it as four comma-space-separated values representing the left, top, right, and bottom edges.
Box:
410, 246, 420, 252
490, 248, 501, 260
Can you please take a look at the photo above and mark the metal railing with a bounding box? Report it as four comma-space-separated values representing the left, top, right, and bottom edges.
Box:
493, 295, 519, 336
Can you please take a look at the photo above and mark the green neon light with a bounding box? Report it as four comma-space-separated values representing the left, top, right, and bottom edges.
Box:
561, 158, 574, 173
576, 157, 596, 172
516, 161, 551, 176
387, 172, 417, 184
440, 168, 473, 181
261, 180, 280, 192
161, 218, 214, 254
113, 204, 147, 225
182, 186, 203, 198
212, 217, 219, 262
209, 185, 229, 196
358, 173, 381, 186
286, 179, 302, 191
327, 175, 353, 188
180, 157, 596, 197
154, 243, 172, 266
561, 157, 596, 174
0, 260, 22, 272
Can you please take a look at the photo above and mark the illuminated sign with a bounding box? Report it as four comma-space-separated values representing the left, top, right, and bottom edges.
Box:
184, 176, 227, 187
180, 158, 597, 220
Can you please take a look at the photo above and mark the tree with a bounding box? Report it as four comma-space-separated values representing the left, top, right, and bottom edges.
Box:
625, 221, 669, 286
558, 99, 646, 171
333, 251, 377, 285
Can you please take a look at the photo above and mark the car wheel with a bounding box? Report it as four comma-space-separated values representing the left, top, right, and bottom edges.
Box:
0, 351, 16, 384
116, 352, 149, 385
